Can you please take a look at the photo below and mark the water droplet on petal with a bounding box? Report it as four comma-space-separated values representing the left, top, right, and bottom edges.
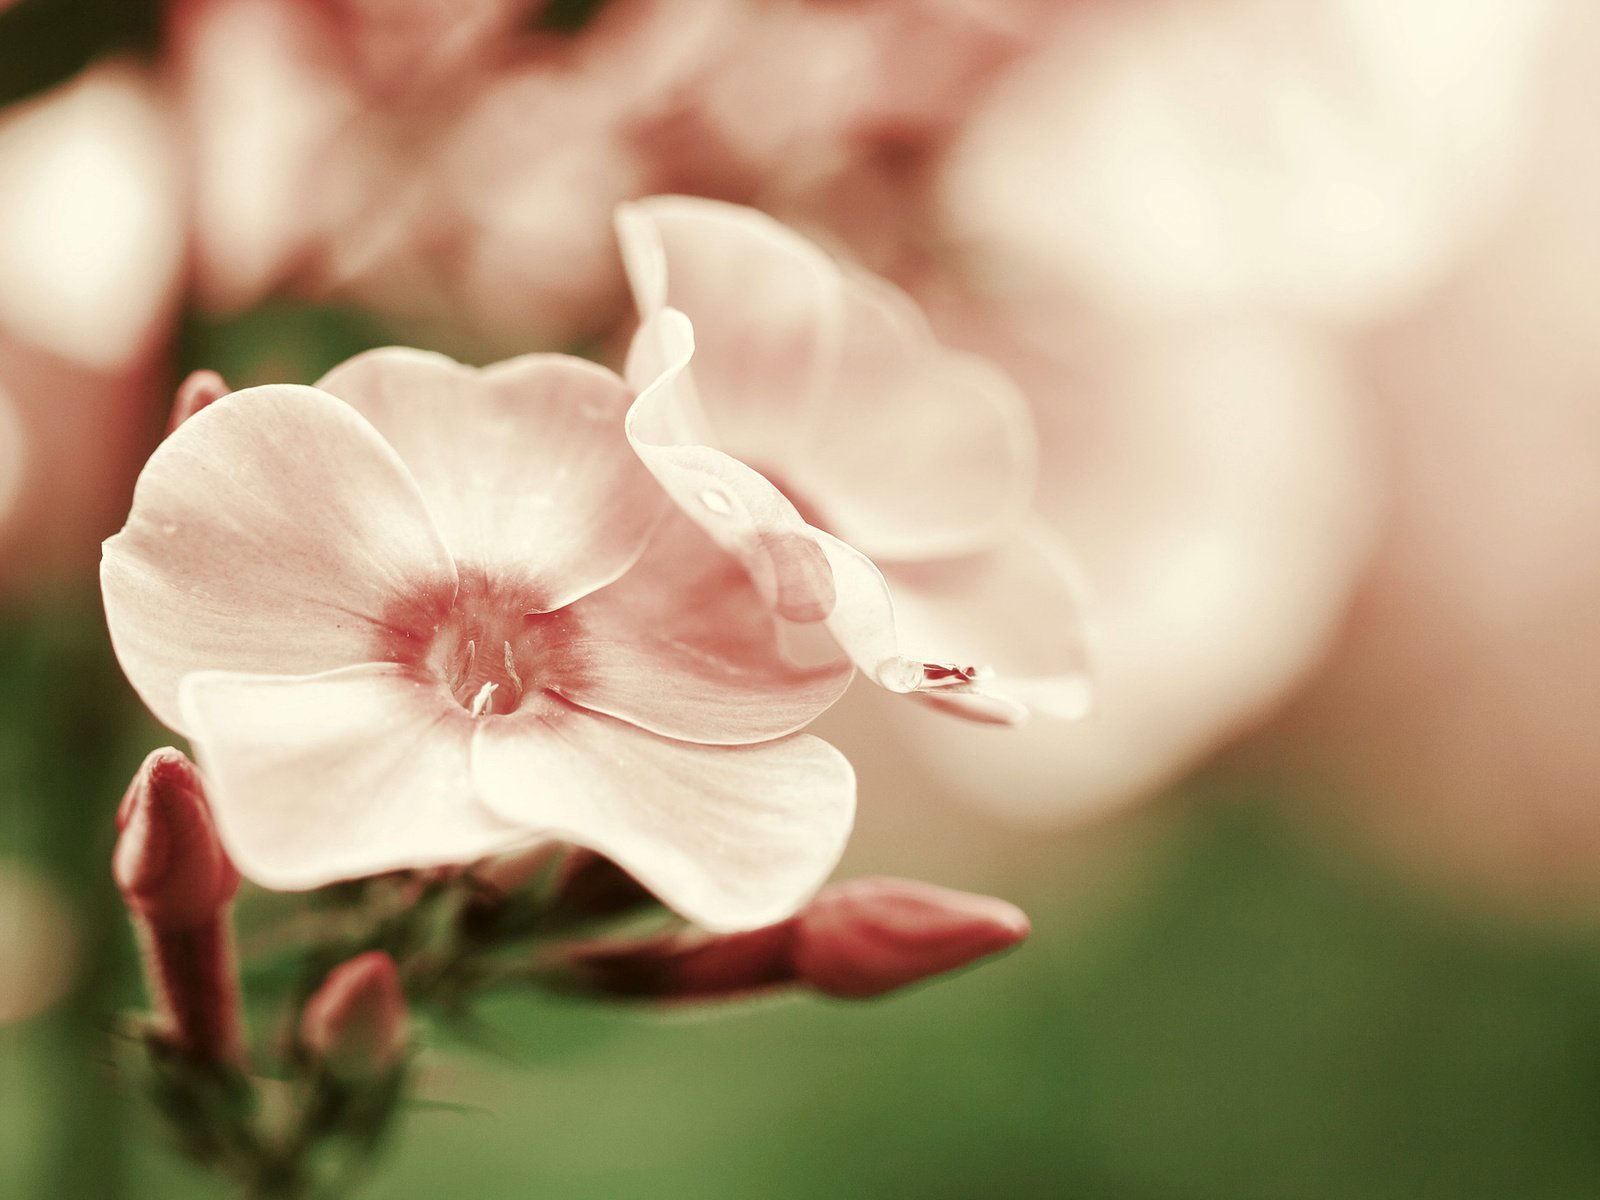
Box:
698, 487, 734, 516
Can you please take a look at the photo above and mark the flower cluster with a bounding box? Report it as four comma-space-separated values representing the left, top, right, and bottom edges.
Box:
104, 196, 1086, 934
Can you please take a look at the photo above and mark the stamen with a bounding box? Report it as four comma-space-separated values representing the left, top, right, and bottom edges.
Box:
469, 682, 498, 718
449, 638, 478, 692
418, 575, 565, 718
502, 640, 523, 695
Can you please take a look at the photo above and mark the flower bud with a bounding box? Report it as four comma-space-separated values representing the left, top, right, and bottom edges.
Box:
564, 879, 1029, 1003
792, 878, 1030, 999
115, 748, 243, 1064
301, 952, 409, 1078
166, 368, 231, 433
564, 924, 796, 1001
115, 748, 240, 932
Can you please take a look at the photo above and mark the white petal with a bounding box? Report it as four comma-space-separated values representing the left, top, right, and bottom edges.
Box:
617, 196, 1036, 562
316, 347, 665, 611
102, 385, 457, 733
472, 709, 855, 932
624, 310, 837, 623
791, 269, 1036, 561
816, 525, 1094, 722
617, 195, 843, 466
181, 664, 528, 890
556, 513, 852, 744
885, 525, 1095, 722
810, 530, 924, 693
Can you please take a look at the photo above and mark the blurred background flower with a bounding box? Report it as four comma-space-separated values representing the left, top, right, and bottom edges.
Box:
5, 0, 1600, 1196
0, 60, 181, 590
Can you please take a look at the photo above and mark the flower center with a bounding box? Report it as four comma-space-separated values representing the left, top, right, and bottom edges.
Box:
415, 573, 572, 718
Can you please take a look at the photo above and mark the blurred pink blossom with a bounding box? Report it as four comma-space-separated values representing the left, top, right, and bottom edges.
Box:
168, 0, 1027, 346
171, 0, 360, 312
618, 196, 1092, 724
651, 0, 1024, 198
308, 0, 530, 96
170, 0, 721, 342
0, 63, 183, 587
1267, 2, 1600, 904
103, 345, 854, 931
939, 0, 1552, 326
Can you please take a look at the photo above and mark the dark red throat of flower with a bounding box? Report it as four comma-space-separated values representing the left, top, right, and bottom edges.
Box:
388, 573, 576, 718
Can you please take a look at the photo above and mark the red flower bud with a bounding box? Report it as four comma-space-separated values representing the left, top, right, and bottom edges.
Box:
115, 748, 240, 931
301, 952, 409, 1077
115, 748, 243, 1064
564, 879, 1029, 1003
166, 369, 231, 433
565, 923, 797, 1001
792, 878, 1030, 999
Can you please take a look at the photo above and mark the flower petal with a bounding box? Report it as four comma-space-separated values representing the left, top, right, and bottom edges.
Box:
793, 269, 1037, 561
809, 530, 924, 694
102, 385, 457, 733
472, 709, 855, 932
555, 512, 852, 744
624, 310, 836, 623
180, 664, 528, 890
316, 347, 666, 611
816, 524, 1094, 723
888, 525, 1096, 722
617, 195, 842, 466
618, 195, 1037, 561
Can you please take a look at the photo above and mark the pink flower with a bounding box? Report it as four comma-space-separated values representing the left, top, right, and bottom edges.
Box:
616, 196, 1092, 724
102, 346, 855, 931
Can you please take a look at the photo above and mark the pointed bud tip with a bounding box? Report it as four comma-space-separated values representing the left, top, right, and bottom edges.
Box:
115, 748, 239, 929
793, 877, 1030, 1000
167, 369, 231, 433
301, 951, 409, 1076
